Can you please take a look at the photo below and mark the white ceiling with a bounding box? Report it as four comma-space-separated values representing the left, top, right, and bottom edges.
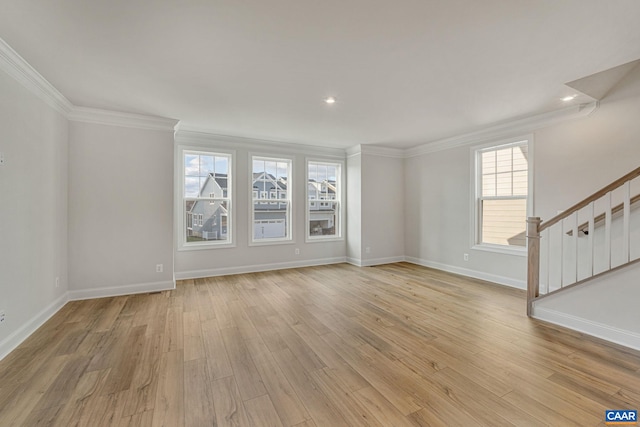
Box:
2, 0, 640, 149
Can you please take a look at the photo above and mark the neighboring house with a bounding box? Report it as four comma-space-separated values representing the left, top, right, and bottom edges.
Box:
188, 173, 228, 241
188, 172, 338, 240
308, 179, 337, 236
252, 172, 288, 239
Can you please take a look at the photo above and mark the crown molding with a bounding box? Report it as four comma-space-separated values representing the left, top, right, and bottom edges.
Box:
345, 145, 362, 157
68, 106, 179, 132
404, 101, 599, 158
175, 128, 346, 158
361, 144, 405, 158
0, 36, 601, 151
0, 38, 73, 115
0, 37, 178, 131
345, 144, 404, 158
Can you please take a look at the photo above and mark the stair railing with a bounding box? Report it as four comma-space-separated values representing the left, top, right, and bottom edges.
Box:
527, 166, 640, 316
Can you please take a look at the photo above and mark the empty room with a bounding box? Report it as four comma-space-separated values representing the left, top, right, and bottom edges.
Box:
1, 1, 640, 426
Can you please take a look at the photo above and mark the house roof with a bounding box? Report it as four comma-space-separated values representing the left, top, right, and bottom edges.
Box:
252, 173, 287, 191
2, 1, 639, 148
211, 173, 227, 191
308, 180, 336, 194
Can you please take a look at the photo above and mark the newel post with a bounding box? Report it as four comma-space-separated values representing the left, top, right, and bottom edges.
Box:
526, 217, 541, 317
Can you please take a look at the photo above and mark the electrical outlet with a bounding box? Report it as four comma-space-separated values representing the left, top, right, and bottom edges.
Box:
294, 248, 300, 255
0, 311, 5, 324
156, 264, 163, 273
463, 253, 469, 261
55, 277, 60, 288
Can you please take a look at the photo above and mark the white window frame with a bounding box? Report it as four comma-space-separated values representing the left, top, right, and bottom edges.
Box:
306, 159, 344, 242
470, 135, 533, 256
176, 146, 235, 251
249, 155, 294, 245
187, 212, 193, 230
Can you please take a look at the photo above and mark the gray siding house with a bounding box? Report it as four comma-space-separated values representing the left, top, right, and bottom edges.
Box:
187, 173, 229, 241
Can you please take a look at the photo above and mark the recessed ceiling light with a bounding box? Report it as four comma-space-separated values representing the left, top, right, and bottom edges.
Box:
324, 96, 336, 104
562, 95, 577, 102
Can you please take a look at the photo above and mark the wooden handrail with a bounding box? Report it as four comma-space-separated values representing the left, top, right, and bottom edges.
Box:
528, 165, 640, 317
539, 166, 640, 233
566, 193, 640, 236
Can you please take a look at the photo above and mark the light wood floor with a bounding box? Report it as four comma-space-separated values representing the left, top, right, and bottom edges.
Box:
1, 263, 639, 426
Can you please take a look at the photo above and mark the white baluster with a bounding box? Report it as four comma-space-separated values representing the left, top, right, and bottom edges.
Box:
604, 191, 612, 270
572, 212, 578, 285
623, 181, 631, 263
559, 219, 564, 289
587, 201, 594, 278
545, 227, 550, 294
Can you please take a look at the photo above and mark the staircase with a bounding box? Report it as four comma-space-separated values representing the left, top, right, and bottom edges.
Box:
526, 166, 640, 320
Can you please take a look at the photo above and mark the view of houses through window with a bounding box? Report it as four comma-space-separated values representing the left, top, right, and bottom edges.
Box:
477, 141, 528, 248
184, 152, 231, 244
308, 161, 340, 239
183, 152, 342, 246
252, 157, 291, 242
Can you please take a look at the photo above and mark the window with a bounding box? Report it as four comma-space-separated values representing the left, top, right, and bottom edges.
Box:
182, 150, 232, 247
187, 212, 193, 229
251, 156, 292, 243
474, 139, 530, 251
307, 161, 342, 240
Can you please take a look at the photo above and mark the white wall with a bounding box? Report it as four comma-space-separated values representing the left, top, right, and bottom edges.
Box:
174, 136, 346, 278
533, 262, 640, 350
361, 153, 405, 264
403, 64, 640, 347
534, 68, 640, 222
68, 122, 175, 298
404, 65, 640, 292
0, 69, 69, 357
531, 65, 640, 347
404, 145, 527, 287
346, 153, 362, 263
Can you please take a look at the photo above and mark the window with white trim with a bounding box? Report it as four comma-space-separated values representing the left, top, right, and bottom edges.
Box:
474, 140, 529, 249
251, 156, 292, 243
182, 151, 232, 246
307, 161, 341, 239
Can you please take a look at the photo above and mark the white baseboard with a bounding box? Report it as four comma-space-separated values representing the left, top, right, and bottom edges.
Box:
175, 257, 347, 280
348, 256, 406, 267
0, 293, 69, 361
0, 279, 176, 362
404, 256, 526, 289
346, 257, 363, 267
533, 306, 640, 351
68, 280, 176, 301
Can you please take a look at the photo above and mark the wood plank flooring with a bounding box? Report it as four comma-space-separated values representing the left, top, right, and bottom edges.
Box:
1, 262, 639, 426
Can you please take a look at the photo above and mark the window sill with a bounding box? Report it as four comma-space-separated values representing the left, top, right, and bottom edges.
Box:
178, 242, 236, 251
472, 244, 526, 257
248, 239, 295, 247
306, 236, 344, 243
